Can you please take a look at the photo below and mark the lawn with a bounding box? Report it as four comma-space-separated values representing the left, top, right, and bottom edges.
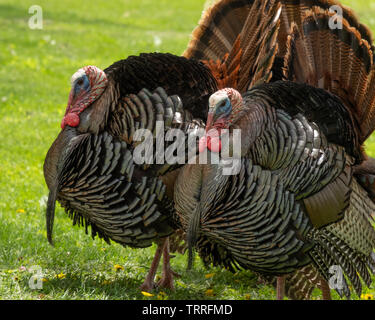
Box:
0, 0, 374, 300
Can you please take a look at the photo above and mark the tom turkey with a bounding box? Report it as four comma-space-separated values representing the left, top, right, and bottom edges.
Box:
174, 0, 375, 299
43, 0, 281, 291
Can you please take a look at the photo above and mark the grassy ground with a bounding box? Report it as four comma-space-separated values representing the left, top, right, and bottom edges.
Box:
0, 0, 374, 300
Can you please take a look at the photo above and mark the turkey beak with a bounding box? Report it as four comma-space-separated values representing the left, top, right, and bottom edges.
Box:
198, 112, 215, 153
205, 112, 215, 132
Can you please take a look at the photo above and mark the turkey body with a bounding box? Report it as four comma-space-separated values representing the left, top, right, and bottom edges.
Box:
175, 81, 375, 299
176, 81, 354, 272
44, 125, 174, 249
44, 54, 218, 246
174, 0, 375, 299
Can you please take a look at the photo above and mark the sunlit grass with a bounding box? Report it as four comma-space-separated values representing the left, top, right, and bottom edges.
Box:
0, 0, 374, 300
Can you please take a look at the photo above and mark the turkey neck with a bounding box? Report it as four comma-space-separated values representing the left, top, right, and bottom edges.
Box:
231, 96, 276, 158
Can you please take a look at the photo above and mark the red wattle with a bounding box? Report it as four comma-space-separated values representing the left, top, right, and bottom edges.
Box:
62, 113, 80, 129
199, 136, 208, 153
198, 135, 222, 153
207, 136, 222, 153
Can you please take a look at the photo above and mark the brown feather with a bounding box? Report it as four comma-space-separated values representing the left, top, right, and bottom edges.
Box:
282, 8, 375, 143
278, 0, 373, 57
185, 0, 281, 92
183, 0, 253, 60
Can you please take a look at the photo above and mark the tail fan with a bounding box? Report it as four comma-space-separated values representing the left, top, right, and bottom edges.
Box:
281, 7, 375, 143
184, 0, 282, 91
183, 0, 257, 61
277, 0, 373, 58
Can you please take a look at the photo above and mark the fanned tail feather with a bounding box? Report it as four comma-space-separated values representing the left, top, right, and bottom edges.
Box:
278, 0, 373, 58
184, 0, 281, 91
183, 0, 255, 60
281, 7, 375, 143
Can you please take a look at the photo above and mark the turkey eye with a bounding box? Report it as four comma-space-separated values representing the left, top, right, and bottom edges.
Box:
219, 101, 226, 108
77, 79, 84, 86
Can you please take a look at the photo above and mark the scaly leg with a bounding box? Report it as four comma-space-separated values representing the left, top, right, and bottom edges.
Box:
276, 276, 285, 300
139, 238, 166, 292
320, 280, 332, 300
157, 237, 180, 290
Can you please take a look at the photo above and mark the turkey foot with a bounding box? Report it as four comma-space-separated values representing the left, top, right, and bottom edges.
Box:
139, 239, 165, 292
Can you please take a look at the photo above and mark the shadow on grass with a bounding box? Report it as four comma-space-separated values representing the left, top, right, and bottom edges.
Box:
16, 274, 228, 300
11, 265, 263, 300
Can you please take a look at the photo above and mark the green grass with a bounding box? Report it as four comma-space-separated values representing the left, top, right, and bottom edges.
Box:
0, 0, 374, 300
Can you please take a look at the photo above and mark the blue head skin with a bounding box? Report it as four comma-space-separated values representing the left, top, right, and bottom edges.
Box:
206, 91, 233, 131
73, 73, 91, 97
198, 91, 234, 154
68, 69, 92, 112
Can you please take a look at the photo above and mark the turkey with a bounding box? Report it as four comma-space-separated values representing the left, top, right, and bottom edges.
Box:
174, 0, 375, 300
43, 0, 281, 291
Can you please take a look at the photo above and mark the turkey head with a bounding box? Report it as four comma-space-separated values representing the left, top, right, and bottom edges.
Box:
199, 88, 243, 154
61, 66, 108, 129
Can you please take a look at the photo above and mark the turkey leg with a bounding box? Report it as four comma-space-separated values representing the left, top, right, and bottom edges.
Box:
276, 276, 285, 300
157, 237, 180, 290
320, 280, 332, 300
139, 238, 166, 292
